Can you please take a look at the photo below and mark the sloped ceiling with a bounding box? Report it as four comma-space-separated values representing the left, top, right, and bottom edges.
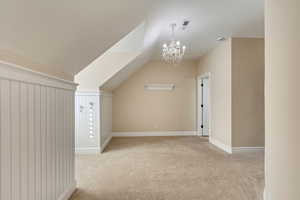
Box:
0, 0, 155, 77
0, 0, 264, 81
100, 47, 153, 91
75, 22, 148, 91
95, 0, 265, 91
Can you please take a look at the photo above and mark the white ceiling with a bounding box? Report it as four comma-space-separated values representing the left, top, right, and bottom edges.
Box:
148, 0, 264, 59
0, 0, 264, 77
100, 48, 152, 91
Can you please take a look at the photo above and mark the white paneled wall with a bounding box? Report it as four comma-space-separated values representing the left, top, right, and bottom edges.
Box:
0, 61, 77, 200
75, 92, 100, 154
75, 91, 112, 154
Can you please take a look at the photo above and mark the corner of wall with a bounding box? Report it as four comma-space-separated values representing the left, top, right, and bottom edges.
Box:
99, 90, 113, 152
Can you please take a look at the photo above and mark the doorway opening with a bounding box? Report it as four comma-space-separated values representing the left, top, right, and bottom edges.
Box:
197, 73, 211, 137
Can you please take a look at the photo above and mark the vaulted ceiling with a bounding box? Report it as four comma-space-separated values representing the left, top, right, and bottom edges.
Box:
0, 0, 264, 79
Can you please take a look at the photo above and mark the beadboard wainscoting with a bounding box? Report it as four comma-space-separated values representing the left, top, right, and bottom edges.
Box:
0, 61, 77, 200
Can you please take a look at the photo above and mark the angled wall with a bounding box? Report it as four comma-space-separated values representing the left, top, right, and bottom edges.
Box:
74, 22, 153, 152
75, 22, 149, 92
75, 52, 141, 92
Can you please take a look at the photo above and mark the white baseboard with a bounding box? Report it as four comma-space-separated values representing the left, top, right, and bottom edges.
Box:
57, 181, 77, 200
75, 135, 113, 154
75, 147, 100, 154
196, 130, 202, 136
209, 137, 232, 154
232, 147, 265, 153
112, 131, 197, 137
101, 135, 112, 153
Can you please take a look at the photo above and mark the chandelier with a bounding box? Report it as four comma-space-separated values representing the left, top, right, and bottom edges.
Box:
162, 23, 186, 65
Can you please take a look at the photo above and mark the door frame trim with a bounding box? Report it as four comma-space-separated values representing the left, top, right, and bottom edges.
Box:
197, 72, 211, 137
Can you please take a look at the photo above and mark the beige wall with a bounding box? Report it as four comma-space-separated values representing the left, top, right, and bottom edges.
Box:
198, 38, 265, 148
232, 38, 265, 147
0, 49, 73, 80
198, 39, 232, 147
112, 60, 197, 132
265, 0, 300, 199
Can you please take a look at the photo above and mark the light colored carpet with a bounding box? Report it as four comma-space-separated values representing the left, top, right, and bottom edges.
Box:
71, 136, 264, 200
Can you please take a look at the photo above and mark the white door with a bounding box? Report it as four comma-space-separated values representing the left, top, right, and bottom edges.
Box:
201, 78, 210, 136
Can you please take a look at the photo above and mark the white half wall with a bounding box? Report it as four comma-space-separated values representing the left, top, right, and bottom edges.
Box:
0, 61, 77, 200
100, 91, 113, 152
75, 92, 100, 154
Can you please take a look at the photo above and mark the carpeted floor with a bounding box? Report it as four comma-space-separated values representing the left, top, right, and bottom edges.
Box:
71, 136, 264, 200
